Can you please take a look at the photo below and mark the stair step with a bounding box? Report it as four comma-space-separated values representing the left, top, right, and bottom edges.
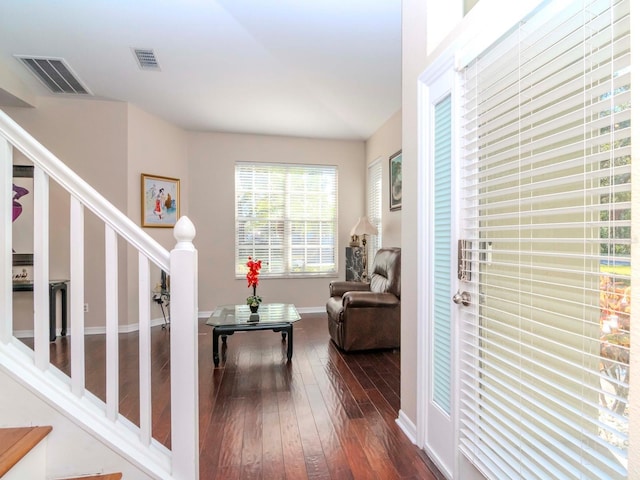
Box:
60, 474, 123, 480
0, 426, 53, 477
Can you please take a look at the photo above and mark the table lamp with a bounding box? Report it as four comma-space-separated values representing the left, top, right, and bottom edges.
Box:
350, 216, 378, 281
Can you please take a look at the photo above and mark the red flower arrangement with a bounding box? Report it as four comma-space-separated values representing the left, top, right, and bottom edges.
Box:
246, 257, 263, 307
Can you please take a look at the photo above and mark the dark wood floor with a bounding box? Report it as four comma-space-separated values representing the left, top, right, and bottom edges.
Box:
32, 313, 443, 479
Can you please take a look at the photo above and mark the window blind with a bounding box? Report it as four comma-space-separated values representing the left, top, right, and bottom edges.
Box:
458, 1, 631, 479
367, 160, 382, 269
433, 94, 453, 414
235, 163, 338, 277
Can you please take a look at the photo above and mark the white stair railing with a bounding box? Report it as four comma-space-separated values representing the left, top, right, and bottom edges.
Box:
0, 108, 198, 480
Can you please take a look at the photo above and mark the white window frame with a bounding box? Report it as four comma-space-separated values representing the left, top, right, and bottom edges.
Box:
235, 162, 338, 278
367, 159, 383, 271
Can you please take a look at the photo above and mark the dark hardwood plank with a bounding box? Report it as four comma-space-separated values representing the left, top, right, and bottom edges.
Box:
31, 312, 441, 479
305, 383, 354, 480
277, 390, 309, 480
261, 410, 285, 480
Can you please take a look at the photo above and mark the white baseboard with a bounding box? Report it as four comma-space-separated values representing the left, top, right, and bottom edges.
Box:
296, 306, 325, 314
13, 307, 326, 338
198, 306, 325, 319
15, 307, 327, 338
396, 409, 417, 445
13, 317, 169, 338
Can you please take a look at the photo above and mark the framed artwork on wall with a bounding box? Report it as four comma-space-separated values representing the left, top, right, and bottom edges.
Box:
12, 165, 34, 284
389, 150, 402, 211
12, 253, 34, 284
13, 165, 34, 252
141, 173, 180, 227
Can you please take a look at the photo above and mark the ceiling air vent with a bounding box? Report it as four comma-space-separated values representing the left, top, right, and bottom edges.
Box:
15, 56, 91, 95
133, 48, 160, 70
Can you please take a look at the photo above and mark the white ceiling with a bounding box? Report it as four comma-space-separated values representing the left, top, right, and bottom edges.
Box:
0, 0, 401, 140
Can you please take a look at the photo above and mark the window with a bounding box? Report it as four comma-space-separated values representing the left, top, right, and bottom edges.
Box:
235, 163, 338, 277
367, 160, 382, 271
458, 1, 631, 479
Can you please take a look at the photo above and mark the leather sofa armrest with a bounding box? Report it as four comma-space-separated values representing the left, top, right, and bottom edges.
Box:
343, 291, 399, 308
329, 281, 370, 297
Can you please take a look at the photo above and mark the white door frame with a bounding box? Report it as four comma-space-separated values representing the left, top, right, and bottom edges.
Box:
416, 49, 459, 480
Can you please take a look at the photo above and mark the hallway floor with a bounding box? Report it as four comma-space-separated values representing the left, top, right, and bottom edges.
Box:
42, 312, 444, 479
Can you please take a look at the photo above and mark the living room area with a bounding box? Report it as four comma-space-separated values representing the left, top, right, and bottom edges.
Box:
3, 84, 409, 480
1, 1, 412, 477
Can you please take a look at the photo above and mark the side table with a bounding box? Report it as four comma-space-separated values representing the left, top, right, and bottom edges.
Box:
12, 280, 68, 341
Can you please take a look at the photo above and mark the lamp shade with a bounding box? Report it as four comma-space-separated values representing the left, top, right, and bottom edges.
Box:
350, 216, 378, 236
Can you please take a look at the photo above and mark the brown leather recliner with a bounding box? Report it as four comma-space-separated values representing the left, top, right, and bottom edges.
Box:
326, 247, 400, 351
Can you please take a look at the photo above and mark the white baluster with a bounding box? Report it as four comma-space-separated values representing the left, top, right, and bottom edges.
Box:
0, 137, 12, 344
70, 197, 85, 396
105, 225, 119, 422
33, 166, 50, 370
138, 252, 152, 446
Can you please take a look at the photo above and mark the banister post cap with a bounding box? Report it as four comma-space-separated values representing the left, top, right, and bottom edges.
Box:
173, 216, 196, 247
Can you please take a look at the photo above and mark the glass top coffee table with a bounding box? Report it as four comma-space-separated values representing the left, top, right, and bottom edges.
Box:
206, 303, 301, 366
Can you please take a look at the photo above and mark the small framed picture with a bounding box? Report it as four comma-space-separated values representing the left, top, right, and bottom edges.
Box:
12, 253, 34, 284
141, 173, 180, 227
13, 165, 34, 254
389, 150, 402, 211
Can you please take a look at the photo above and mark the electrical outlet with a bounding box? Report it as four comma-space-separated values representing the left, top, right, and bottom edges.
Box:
84, 303, 89, 313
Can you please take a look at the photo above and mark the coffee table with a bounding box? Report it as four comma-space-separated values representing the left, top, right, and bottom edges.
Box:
206, 303, 301, 366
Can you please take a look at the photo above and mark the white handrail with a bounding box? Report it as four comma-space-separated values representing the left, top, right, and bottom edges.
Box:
0, 109, 169, 270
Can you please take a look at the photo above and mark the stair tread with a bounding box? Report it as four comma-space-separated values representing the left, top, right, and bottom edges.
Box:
0, 426, 53, 477
60, 474, 123, 480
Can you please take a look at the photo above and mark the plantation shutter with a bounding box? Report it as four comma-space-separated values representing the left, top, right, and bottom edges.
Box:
235, 163, 338, 276
458, 1, 631, 479
367, 160, 382, 268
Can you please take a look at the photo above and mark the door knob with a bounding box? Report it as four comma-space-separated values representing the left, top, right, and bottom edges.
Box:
452, 290, 471, 306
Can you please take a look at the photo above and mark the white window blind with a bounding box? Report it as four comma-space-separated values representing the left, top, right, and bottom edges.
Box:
459, 1, 631, 479
367, 160, 382, 268
235, 163, 338, 277
433, 94, 453, 414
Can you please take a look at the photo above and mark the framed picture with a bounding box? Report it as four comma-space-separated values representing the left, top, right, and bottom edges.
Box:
141, 173, 180, 227
12, 253, 34, 284
389, 150, 402, 211
13, 165, 34, 253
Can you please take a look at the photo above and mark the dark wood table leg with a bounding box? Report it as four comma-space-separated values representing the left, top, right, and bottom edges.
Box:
286, 324, 293, 361
48, 283, 56, 342
213, 328, 221, 366
48, 281, 68, 341
59, 282, 67, 336
281, 331, 287, 341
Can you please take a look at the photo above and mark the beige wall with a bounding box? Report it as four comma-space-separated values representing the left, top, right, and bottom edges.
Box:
0, 61, 36, 108
6, 97, 367, 326
187, 131, 365, 311
6, 97, 129, 331
401, 0, 429, 427
126, 104, 189, 324
6, 98, 190, 330
365, 109, 401, 249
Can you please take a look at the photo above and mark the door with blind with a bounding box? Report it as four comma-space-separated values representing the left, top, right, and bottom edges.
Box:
420, 59, 459, 477
457, 1, 632, 479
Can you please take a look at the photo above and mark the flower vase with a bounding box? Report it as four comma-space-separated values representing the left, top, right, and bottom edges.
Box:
250, 304, 259, 313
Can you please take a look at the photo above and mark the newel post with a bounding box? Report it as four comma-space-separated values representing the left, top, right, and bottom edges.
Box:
170, 216, 199, 479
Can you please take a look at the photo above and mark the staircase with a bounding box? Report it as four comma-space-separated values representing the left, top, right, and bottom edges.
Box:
0, 109, 200, 479
0, 426, 120, 480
